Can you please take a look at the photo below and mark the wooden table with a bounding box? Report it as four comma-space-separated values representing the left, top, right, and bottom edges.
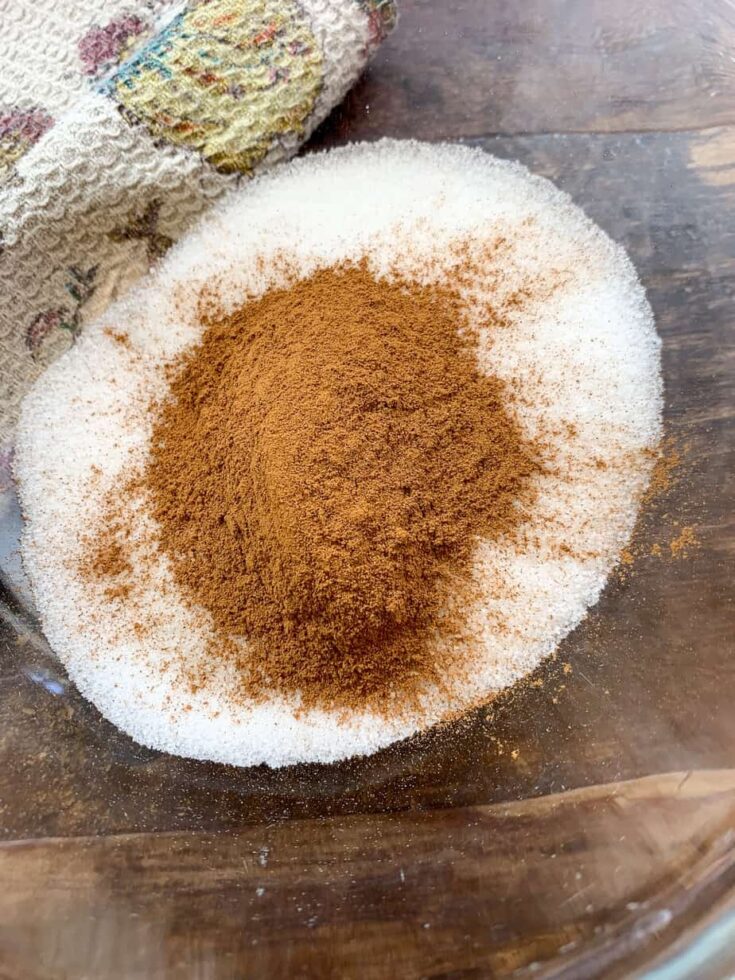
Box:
1, 1, 734, 976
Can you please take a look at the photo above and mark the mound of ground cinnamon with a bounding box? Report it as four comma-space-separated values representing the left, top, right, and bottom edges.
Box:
141, 261, 538, 711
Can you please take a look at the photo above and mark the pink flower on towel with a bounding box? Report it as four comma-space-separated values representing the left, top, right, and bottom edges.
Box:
79, 14, 148, 78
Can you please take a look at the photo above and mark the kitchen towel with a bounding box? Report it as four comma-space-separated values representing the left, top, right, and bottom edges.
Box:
0, 0, 396, 463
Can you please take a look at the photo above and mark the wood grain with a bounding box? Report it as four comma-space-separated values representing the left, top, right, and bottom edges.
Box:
310, 0, 735, 145
0, 772, 734, 979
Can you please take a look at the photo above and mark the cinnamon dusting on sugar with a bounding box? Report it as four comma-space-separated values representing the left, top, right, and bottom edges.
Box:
79, 255, 665, 721
17, 141, 662, 767
80, 511, 133, 602
84, 257, 544, 716
103, 327, 132, 350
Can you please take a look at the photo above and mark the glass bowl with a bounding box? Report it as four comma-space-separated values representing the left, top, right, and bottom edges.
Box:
1, 1, 733, 976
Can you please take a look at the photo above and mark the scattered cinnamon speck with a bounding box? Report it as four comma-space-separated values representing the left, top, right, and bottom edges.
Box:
104, 327, 132, 349
617, 437, 700, 574
644, 439, 682, 503
670, 526, 699, 558
103, 583, 132, 601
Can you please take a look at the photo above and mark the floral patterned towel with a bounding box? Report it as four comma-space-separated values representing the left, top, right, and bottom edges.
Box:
0, 0, 396, 466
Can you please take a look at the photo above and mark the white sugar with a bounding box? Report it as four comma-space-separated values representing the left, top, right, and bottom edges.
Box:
15, 140, 662, 767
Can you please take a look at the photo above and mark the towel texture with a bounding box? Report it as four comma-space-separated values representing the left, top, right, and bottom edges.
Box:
0, 0, 395, 451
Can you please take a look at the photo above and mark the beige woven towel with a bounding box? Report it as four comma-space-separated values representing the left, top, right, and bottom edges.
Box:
0, 0, 395, 462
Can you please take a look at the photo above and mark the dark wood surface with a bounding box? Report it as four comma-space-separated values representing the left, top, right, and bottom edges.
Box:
1, 772, 735, 979
311, 0, 735, 141
1, 1, 734, 976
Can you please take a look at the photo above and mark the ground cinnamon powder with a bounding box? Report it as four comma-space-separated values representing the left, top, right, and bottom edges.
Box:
108, 261, 538, 711
82, 512, 133, 601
